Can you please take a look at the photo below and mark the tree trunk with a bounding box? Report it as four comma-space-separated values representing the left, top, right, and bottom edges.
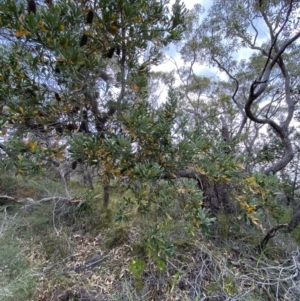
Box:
175, 169, 233, 216
103, 182, 110, 207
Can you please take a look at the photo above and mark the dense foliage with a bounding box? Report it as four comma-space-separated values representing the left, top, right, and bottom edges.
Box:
1, 0, 300, 300
0, 0, 300, 277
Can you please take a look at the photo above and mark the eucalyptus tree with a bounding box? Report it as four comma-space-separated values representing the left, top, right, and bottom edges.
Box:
154, 0, 300, 221
180, 0, 300, 176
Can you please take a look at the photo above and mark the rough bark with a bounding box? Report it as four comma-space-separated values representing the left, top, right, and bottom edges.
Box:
175, 169, 232, 216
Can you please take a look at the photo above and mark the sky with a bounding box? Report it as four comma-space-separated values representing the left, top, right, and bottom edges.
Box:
149, 0, 216, 104
182, 0, 214, 10
153, 0, 269, 97
151, 0, 226, 102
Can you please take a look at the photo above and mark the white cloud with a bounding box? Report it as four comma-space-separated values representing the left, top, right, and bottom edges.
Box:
182, 0, 201, 10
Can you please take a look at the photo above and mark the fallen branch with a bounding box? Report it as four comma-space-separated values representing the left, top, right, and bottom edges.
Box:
38, 196, 71, 203
0, 195, 16, 205
258, 224, 288, 250
258, 208, 300, 250
0, 206, 9, 234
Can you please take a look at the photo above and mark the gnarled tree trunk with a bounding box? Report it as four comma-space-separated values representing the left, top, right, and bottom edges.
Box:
175, 169, 233, 216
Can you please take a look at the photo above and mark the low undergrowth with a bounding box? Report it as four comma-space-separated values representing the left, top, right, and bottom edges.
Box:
0, 174, 299, 301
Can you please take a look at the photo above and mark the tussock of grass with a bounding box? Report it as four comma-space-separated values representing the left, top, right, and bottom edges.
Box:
0, 239, 40, 301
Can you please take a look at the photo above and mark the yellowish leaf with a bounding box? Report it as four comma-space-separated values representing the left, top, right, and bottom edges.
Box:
194, 165, 207, 174
141, 200, 148, 206
30, 141, 37, 151
247, 205, 257, 213
141, 189, 148, 195
222, 176, 231, 182
235, 163, 244, 169
104, 163, 113, 173
0, 128, 7, 135
55, 149, 66, 160
19, 106, 24, 114
108, 23, 119, 35
62, 105, 70, 112
165, 213, 172, 220
178, 188, 185, 194
113, 169, 121, 177
130, 83, 140, 93
133, 16, 142, 22
245, 176, 256, 183
15, 28, 30, 38
56, 57, 65, 63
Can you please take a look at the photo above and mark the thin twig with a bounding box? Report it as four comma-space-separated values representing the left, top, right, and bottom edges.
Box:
0, 206, 8, 235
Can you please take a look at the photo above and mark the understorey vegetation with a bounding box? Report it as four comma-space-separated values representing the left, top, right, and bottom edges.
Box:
0, 0, 300, 300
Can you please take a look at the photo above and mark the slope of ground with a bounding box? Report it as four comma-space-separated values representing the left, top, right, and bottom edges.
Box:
0, 174, 300, 301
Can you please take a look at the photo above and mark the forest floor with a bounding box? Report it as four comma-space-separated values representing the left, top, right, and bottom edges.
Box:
0, 174, 300, 301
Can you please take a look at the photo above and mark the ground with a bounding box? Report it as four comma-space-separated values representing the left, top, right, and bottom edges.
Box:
0, 175, 300, 301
